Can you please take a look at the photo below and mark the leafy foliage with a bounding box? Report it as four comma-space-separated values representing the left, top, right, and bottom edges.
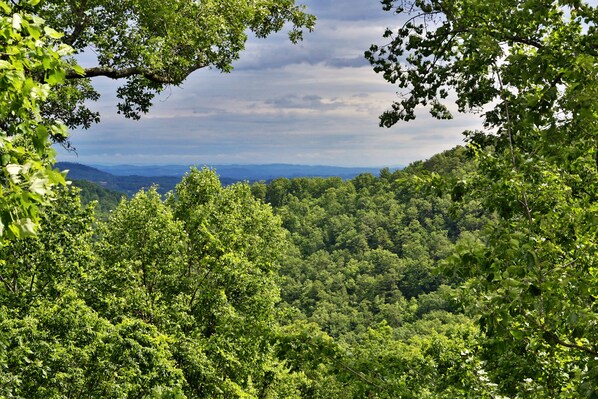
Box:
257, 149, 496, 397
71, 179, 124, 219
0, 0, 72, 240
2, 0, 595, 396
0, 154, 496, 398
82, 168, 295, 397
370, 0, 598, 396
0, 186, 186, 398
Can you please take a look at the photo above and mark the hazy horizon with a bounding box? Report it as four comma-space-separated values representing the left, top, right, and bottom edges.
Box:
80, 161, 404, 169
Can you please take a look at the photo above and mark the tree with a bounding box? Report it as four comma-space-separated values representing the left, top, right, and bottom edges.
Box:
0, 298, 187, 398
38, 0, 316, 126
0, 0, 72, 240
90, 169, 293, 397
0, 185, 186, 398
90, 187, 188, 325
0, 185, 94, 310
165, 168, 290, 397
369, 0, 597, 396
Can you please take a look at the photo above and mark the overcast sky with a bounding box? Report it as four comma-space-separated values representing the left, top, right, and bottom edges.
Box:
56, 0, 483, 167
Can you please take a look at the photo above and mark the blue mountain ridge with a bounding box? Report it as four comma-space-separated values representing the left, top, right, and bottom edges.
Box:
56, 162, 402, 196
89, 163, 399, 180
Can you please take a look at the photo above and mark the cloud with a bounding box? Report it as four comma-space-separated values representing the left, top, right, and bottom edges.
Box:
305, 0, 390, 22
57, 0, 483, 168
265, 94, 323, 108
234, 7, 398, 71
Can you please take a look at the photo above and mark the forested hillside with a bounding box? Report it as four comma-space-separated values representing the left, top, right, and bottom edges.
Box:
58, 162, 391, 198
56, 163, 191, 196
256, 146, 496, 397
2, 141, 597, 397
2, 149, 498, 398
70, 179, 125, 219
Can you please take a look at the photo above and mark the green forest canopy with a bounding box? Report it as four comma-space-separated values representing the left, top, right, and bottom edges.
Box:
1, 152, 497, 398
0, 0, 596, 397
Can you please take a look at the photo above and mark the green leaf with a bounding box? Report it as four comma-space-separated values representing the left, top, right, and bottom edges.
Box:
71, 64, 85, 76
509, 329, 524, 339
43, 26, 63, 39
46, 69, 65, 85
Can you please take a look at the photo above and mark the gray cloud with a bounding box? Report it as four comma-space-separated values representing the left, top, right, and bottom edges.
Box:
234, 4, 398, 71
325, 56, 370, 68
56, 0, 482, 168
305, 0, 390, 22
264, 94, 345, 110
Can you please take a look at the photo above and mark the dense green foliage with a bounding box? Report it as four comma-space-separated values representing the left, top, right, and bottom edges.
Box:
2, 142, 595, 397
369, 0, 597, 397
0, 187, 186, 397
0, 0, 71, 240
1, 168, 299, 398
1, 151, 499, 398
71, 179, 124, 219
258, 147, 498, 397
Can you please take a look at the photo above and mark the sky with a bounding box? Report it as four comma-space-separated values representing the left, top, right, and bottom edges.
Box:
55, 0, 483, 167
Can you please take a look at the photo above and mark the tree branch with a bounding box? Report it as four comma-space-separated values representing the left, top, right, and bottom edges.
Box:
543, 327, 598, 357
65, 63, 207, 84
62, 0, 89, 47
528, 314, 598, 357
337, 361, 387, 392
502, 34, 543, 49
0, 273, 15, 294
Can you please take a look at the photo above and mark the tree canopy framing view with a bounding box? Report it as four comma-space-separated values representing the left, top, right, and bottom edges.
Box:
0, 0, 596, 397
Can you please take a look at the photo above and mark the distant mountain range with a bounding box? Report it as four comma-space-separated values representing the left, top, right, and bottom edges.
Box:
56, 162, 397, 196
56, 162, 185, 196
90, 163, 391, 180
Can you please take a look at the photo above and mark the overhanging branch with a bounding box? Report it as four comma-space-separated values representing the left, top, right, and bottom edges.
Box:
65, 63, 207, 84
